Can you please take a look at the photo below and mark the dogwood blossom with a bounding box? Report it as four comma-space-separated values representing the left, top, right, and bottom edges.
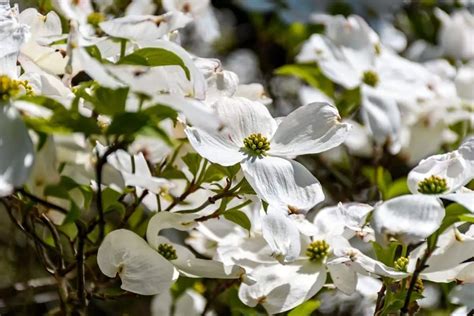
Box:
186, 97, 350, 211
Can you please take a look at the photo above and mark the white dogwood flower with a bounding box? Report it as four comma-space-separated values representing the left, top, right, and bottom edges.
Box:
408, 138, 474, 195
403, 225, 474, 284
435, 8, 474, 60
0, 3, 34, 197
18, 8, 67, 75
97, 212, 246, 295
186, 97, 350, 212
407, 138, 474, 212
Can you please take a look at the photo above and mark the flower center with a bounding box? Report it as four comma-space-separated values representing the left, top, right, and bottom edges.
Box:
306, 240, 330, 262
87, 12, 106, 27
417, 175, 448, 194
157, 243, 177, 260
394, 256, 409, 272
0, 75, 33, 101
242, 133, 270, 156
362, 70, 379, 87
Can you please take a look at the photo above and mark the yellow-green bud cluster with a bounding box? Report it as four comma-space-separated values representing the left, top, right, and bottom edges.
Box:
414, 278, 424, 294
87, 12, 105, 27
394, 256, 409, 272
1, 75, 24, 101
362, 70, 379, 87
306, 240, 330, 262
243, 133, 271, 156
157, 243, 177, 261
417, 175, 448, 194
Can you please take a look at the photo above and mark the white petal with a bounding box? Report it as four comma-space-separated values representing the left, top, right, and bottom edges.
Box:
421, 262, 474, 283
238, 261, 326, 314
184, 126, 244, 166
174, 290, 206, 316
296, 34, 362, 89
235, 83, 272, 105
242, 156, 324, 212
442, 193, 474, 213
76, 49, 125, 89
100, 12, 191, 41
333, 248, 407, 279
360, 85, 401, 153
261, 206, 301, 263
214, 97, 277, 146
97, 229, 175, 295
313, 202, 373, 238
327, 262, 357, 295
151, 291, 172, 316
371, 195, 445, 245
0, 105, 34, 196
269, 102, 351, 157
155, 236, 245, 279
153, 94, 220, 130
138, 40, 206, 100
325, 15, 377, 72
410, 227, 474, 273
449, 284, 474, 309
146, 212, 199, 249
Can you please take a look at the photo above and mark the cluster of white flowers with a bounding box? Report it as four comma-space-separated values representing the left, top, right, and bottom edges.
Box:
0, 0, 473, 315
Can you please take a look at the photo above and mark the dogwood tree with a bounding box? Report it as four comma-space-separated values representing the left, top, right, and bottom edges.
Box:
0, 0, 473, 315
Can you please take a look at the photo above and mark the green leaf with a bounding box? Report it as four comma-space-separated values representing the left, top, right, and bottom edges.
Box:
107, 112, 150, 135
102, 187, 126, 215
386, 178, 410, 199
336, 87, 361, 117
438, 203, 470, 232
372, 241, 399, 266
118, 47, 191, 80
235, 178, 256, 195
459, 214, 474, 223
93, 86, 129, 115
62, 201, 81, 224
182, 152, 203, 176
275, 64, 334, 97
85, 45, 103, 61
202, 164, 228, 183
223, 210, 251, 232
19, 95, 66, 111
144, 104, 179, 121
160, 166, 188, 180
288, 300, 320, 316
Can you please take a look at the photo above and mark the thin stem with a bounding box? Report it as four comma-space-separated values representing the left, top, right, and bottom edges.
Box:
400, 239, 437, 315
16, 189, 68, 214
95, 141, 127, 241
40, 213, 66, 271
119, 190, 148, 227
120, 38, 127, 59
374, 283, 386, 316
74, 221, 87, 314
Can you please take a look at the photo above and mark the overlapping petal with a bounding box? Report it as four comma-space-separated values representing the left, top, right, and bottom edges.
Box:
371, 195, 445, 245
97, 229, 176, 295
242, 156, 324, 212
269, 102, 351, 157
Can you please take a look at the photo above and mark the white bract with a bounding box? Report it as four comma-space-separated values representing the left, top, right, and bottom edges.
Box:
408, 138, 474, 195
186, 97, 350, 212
435, 9, 474, 60
97, 212, 245, 295
408, 225, 474, 283
371, 195, 445, 245
0, 2, 34, 197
